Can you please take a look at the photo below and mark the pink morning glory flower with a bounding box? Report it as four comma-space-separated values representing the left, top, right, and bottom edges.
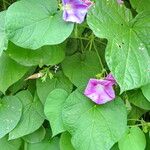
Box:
84, 74, 117, 104
62, 0, 93, 24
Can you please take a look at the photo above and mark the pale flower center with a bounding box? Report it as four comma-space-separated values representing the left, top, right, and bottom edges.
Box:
64, 4, 72, 11
95, 84, 104, 92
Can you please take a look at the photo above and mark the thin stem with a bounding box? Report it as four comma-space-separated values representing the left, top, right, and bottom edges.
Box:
3, 0, 6, 10
94, 39, 107, 46
128, 119, 142, 122
71, 37, 89, 41
93, 41, 104, 70
89, 39, 93, 51
128, 124, 143, 127
84, 40, 91, 51
74, 23, 78, 38
80, 39, 84, 53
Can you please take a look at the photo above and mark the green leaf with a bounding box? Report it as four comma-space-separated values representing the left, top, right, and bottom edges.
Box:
36, 71, 73, 104
60, 132, 75, 150
62, 51, 101, 87
0, 135, 22, 150
0, 53, 29, 93
118, 127, 146, 150
141, 84, 150, 102
26, 137, 60, 150
44, 89, 68, 136
23, 126, 46, 144
6, 0, 74, 49
0, 96, 22, 138
130, 0, 150, 12
87, 0, 150, 92
128, 90, 150, 110
133, 11, 150, 51
0, 11, 8, 55
62, 90, 127, 150
6, 42, 65, 67
9, 90, 45, 140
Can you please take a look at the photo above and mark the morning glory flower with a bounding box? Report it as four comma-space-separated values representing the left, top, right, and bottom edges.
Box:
84, 73, 116, 104
117, 0, 124, 4
62, 0, 93, 24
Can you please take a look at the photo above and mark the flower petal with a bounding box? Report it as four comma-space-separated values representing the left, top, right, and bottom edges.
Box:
62, 0, 93, 23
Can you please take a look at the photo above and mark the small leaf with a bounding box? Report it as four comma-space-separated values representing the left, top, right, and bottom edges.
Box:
141, 84, 150, 102
128, 90, 150, 110
23, 126, 46, 144
60, 132, 75, 150
0, 96, 22, 138
0, 53, 29, 93
6, 0, 74, 49
62, 90, 127, 150
118, 127, 146, 150
36, 71, 73, 104
0, 135, 22, 150
62, 51, 101, 87
9, 90, 45, 140
44, 89, 68, 136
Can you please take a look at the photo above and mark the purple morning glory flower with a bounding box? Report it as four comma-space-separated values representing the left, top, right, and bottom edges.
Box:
62, 0, 93, 24
117, 0, 124, 4
84, 73, 116, 104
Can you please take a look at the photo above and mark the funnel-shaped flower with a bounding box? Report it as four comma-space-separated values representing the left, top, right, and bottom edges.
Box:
84, 73, 116, 104
62, 0, 93, 24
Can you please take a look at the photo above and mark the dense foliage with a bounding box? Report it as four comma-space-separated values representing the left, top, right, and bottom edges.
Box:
0, 0, 150, 150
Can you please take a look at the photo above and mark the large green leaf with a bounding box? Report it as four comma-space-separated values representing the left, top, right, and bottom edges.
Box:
0, 135, 22, 150
62, 90, 127, 150
44, 89, 68, 136
118, 127, 146, 150
9, 90, 45, 140
60, 132, 75, 150
6, 42, 65, 67
133, 11, 150, 51
36, 71, 73, 104
23, 126, 46, 144
0, 96, 22, 138
0, 11, 8, 55
130, 0, 150, 12
6, 0, 74, 49
62, 51, 101, 87
87, 0, 150, 92
26, 137, 60, 150
128, 90, 150, 110
0, 53, 29, 93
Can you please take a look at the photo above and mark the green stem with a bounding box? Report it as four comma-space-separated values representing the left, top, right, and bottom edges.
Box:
71, 37, 89, 41
80, 39, 84, 53
3, 0, 6, 10
89, 39, 93, 51
127, 119, 142, 122
93, 41, 104, 70
128, 124, 143, 127
74, 23, 78, 38
24, 142, 28, 150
